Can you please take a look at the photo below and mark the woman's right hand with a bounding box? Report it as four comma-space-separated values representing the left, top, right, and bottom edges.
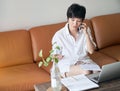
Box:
54, 54, 64, 60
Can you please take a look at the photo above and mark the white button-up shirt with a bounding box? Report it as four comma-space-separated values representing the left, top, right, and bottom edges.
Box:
52, 23, 97, 74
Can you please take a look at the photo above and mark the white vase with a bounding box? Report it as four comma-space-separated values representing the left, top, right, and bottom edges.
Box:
50, 61, 62, 91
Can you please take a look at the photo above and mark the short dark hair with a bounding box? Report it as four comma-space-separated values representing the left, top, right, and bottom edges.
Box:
67, 3, 86, 20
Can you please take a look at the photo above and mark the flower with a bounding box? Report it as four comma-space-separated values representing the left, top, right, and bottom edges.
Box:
38, 42, 60, 67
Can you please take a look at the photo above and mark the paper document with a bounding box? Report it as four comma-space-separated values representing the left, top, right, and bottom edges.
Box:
80, 63, 101, 71
61, 74, 99, 91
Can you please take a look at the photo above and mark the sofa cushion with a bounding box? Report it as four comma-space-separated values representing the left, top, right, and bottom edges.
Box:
0, 63, 50, 91
0, 30, 33, 68
89, 51, 117, 67
99, 45, 120, 61
91, 13, 120, 49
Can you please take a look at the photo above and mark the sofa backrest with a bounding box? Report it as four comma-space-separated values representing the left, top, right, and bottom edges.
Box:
91, 13, 120, 49
0, 30, 33, 68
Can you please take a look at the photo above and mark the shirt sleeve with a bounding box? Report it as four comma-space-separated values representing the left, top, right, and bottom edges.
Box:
51, 32, 62, 55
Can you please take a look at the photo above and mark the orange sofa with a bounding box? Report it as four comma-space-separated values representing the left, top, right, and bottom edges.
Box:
0, 13, 119, 91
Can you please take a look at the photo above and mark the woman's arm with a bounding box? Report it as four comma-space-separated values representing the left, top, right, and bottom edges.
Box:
85, 32, 96, 54
81, 23, 96, 54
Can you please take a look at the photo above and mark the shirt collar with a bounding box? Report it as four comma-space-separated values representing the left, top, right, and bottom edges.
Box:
65, 23, 70, 35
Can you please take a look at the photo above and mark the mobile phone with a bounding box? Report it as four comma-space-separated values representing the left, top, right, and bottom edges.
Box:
80, 24, 84, 30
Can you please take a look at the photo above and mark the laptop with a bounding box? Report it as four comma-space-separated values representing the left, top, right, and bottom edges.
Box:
88, 62, 120, 83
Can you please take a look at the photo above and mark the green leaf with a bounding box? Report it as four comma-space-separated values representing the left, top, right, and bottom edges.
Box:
38, 43, 60, 68
49, 49, 54, 54
53, 42, 57, 45
39, 49, 43, 57
55, 46, 60, 50
38, 61, 43, 67
46, 57, 52, 63
54, 58, 59, 63
44, 62, 49, 67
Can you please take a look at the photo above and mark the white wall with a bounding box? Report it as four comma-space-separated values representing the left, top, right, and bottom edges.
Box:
0, 0, 120, 31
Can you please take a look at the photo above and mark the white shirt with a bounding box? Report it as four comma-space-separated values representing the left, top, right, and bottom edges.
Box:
52, 23, 98, 74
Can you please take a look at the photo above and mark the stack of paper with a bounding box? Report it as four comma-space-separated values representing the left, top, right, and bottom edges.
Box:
61, 74, 99, 91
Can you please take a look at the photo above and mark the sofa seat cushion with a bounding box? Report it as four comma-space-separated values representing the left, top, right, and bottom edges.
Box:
89, 51, 117, 67
99, 45, 120, 61
0, 63, 50, 91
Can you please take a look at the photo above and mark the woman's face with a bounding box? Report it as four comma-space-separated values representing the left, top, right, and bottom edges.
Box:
68, 18, 82, 31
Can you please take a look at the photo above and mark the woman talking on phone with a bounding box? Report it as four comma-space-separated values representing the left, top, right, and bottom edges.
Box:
52, 3, 100, 77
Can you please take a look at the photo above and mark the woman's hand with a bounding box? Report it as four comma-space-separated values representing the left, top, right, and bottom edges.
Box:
54, 54, 64, 60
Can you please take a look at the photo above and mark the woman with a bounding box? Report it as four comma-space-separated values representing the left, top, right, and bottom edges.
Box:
52, 3, 100, 77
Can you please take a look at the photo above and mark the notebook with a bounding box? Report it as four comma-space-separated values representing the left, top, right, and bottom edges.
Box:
88, 62, 120, 83
61, 74, 99, 91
